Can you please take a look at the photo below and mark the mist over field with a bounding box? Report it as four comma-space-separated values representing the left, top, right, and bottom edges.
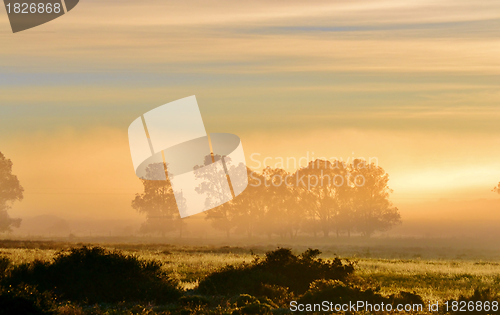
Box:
1, 0, 500, 313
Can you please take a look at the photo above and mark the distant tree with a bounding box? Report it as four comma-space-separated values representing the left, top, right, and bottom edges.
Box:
204, 166, 302, 239
261, 167, 304, 239
197, 154, 264, 239
195, 154, 238, 239
194, 154, 234, 211
350, 159, 401, 237
229, 167, 266, 238
132, 163, 184, 237
204, 201, 235, 239
293, 160, 349, 238
0, 152, 23, 232
292, 159, 400, 238
327, 160, 355, 238
493, 182, 500, 194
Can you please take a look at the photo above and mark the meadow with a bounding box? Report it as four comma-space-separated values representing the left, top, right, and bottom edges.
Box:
0, 239, 499, 314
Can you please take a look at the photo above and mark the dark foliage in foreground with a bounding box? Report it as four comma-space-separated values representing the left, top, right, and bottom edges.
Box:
197, 248, 355, 295
0, 257, 10, 281
299, 279, 423, 307
0, 284, 55, 315
2, 246, 181, 304
0, 245, 496, 315
446, 288, 500, 314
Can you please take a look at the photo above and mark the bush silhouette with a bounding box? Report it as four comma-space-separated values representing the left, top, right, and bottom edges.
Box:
238, 302, 272, 315
0, 257, 10, 281
179, 295, 211, 307
0, 284, 56, 315
198, 248, 354, 296
298, 279, 386, 305
3, 246, 181, 304
446, 288, 500, 314
299, 279, 424, 309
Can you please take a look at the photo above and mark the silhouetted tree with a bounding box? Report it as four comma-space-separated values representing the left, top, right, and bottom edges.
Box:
0, 152, 23, 232
132, 163, 184, 236
203, 200, 236, 238
293, 159, 400, 238
195, 154, 238, 238
350, 159, 401, 237
493, 182, 500, 194
196, 155, 261, 239
261, 167, 303, 239
229, 167, 266, 238
293, 160, 348, 238
136, 153, 401, 239
329, 160, 355, 237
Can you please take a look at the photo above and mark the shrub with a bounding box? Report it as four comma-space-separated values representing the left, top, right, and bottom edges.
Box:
389, 291, 424, 306
257, 297, 278, 309
239, 302, 272, 315
230, 296, 273, 315
259, 284, 292, 306
198, 248, 354, 296
179, 295, 211, 307
0, 256, 10, 280
3, 246, 182, 304
446, 288, 500, 314
299, 279, 424, 309
298, 279, 386, 305
0, 284, 56, 315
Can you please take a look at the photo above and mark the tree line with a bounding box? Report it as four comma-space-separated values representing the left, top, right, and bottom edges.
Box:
1, 150, 398, 237
133, 157, 402, 238
0, 151, 498, 236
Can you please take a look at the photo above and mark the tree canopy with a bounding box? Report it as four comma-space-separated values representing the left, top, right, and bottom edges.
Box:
0, 152, 23, 232
131, 163, 184, 236
132, 157, 401, 238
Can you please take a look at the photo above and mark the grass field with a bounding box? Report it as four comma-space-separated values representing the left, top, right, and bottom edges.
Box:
1, 240, 499, 308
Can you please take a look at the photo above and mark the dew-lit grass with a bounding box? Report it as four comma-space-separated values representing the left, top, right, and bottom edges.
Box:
353, 258, 500, 301
1, 242, 499, 303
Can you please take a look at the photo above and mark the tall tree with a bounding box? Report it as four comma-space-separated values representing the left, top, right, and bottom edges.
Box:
328, 160, 355, 237
230, 167, 266, 238
196, 154, 239, 238
293, 160, 348, 238
493, 182, 500, 194
262, 167, 304, 239
0, 152, 23, 232
350, 159, 401, 237
132, 163, 184, 236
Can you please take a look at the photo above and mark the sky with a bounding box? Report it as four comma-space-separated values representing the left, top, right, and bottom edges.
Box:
0, 0, 499, 223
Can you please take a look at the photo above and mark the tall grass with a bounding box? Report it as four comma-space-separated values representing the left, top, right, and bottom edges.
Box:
356, 258, 500, 301
0, 242, 499, 313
